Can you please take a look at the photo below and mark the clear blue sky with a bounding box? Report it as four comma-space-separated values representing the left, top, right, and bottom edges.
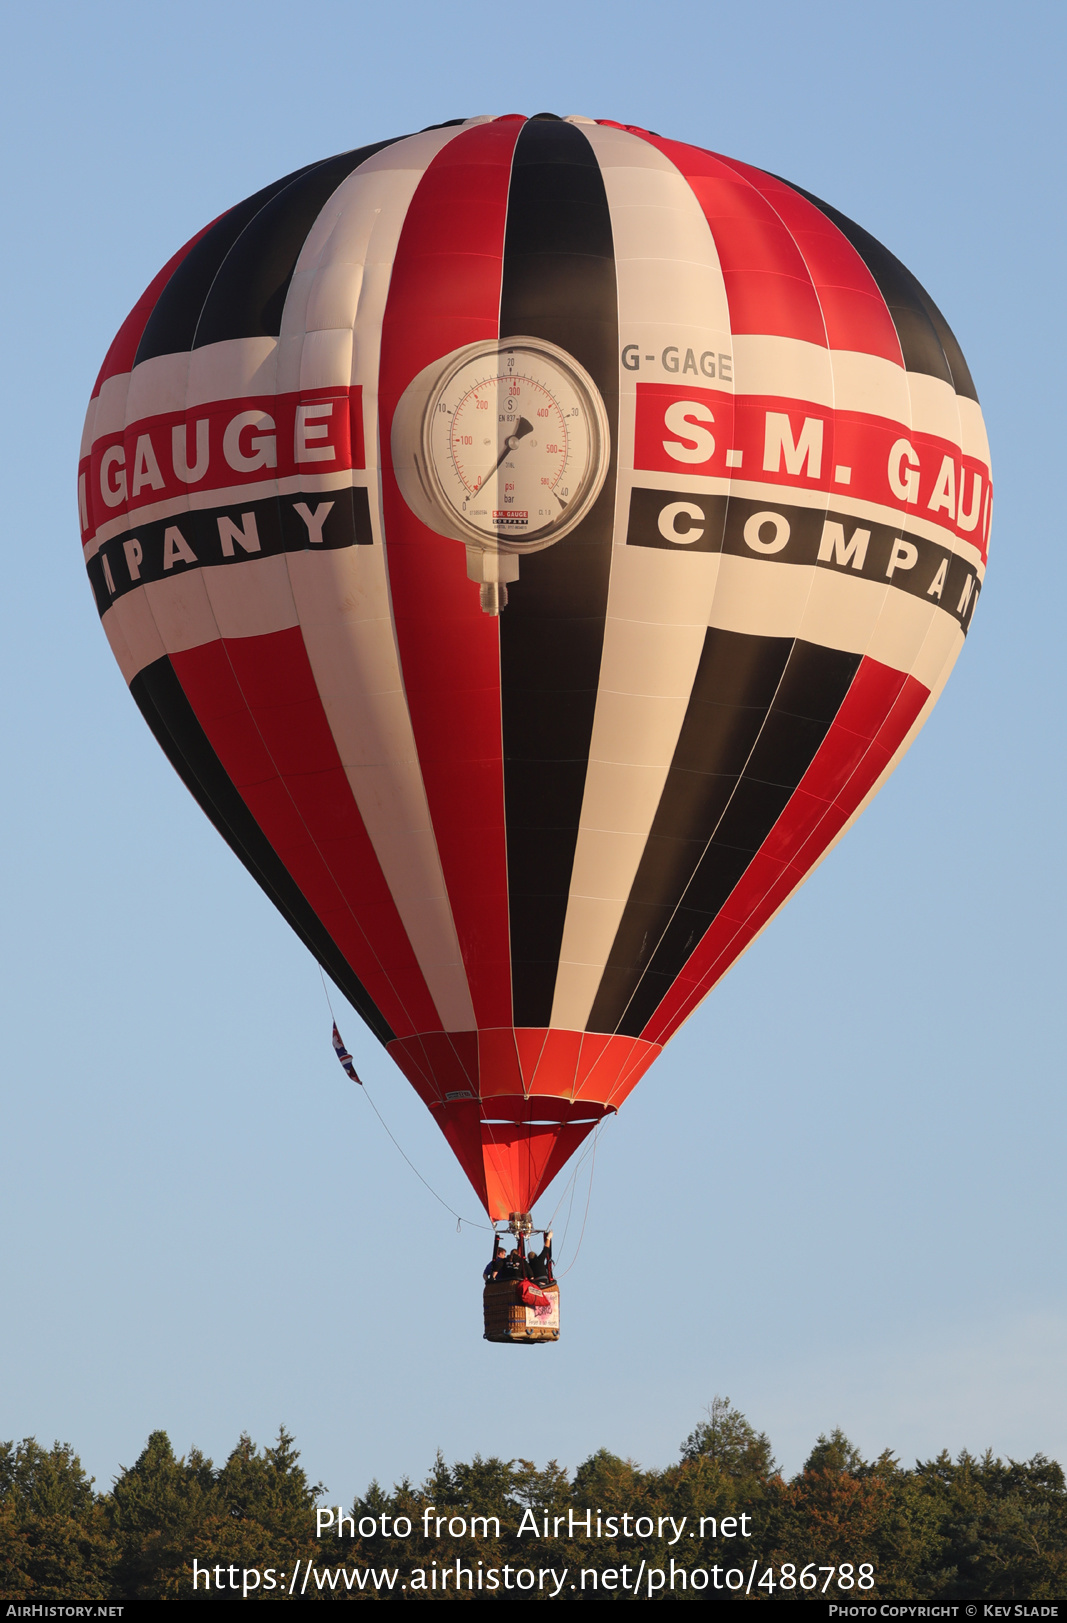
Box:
1, 0, 1063, 1501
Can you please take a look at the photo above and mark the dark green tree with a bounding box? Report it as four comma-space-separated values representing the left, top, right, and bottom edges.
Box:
0, 1439, 115, 1602
680, 1395, 776, 1480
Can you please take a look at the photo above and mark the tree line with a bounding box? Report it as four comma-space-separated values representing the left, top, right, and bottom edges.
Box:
2, 1399, 1065, 1600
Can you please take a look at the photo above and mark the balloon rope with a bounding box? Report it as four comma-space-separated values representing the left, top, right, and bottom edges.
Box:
317, 968, 492, 1232
555, 1119, 603, 1278
548, 1154, 583, 1256
545, 1130, 596, 1246
548, 1166, 582, 1268
359, 1076, 492, 1231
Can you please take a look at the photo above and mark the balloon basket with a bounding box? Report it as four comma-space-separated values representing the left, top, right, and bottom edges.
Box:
483, 1281, 559, 1344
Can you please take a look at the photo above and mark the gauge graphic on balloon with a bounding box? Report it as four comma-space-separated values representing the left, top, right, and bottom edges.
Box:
80, 114, 989, 1341
392, 334, 611, 612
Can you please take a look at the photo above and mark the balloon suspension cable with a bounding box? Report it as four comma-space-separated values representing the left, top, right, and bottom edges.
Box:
318, 967, 492, 1233
555, 1119, 602, 1277
545, 1116, 606, 1278
545, 1131, 593, 1251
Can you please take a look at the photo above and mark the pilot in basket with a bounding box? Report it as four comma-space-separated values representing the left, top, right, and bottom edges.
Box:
482, 1214, 559, 1344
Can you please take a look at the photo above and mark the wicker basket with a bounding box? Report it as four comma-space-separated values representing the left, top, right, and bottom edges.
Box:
483, 1280, 560, 1343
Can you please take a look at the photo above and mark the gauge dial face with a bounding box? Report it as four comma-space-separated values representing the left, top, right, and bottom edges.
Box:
422, 339, 609, 550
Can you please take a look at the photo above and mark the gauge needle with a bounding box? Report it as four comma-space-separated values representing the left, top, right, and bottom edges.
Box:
474, 417, 533, 490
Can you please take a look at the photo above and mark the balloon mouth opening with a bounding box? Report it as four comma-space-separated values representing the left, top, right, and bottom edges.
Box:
429, 1096, 617, 1126
427, 1096, 617, 1221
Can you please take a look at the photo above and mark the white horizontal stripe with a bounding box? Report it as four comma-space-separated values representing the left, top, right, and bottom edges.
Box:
826, 346, 912, 421
907, 604, 964, 694
101, 589, 166, 686
623, 467, 730, 497
80, 391, 101, 460
708, 552, 958, 673
792, 567, 890, 658
202, 552, 299, 641
957, 397, 991, 465
140, 569, 220, 655
88, 332, 350, 451
709, 551, 816, 638
905, 370, 963, 446
186, 336, 279, 409
276, 326, 353, 395
854, 579, 940, 676
733, 334, 836, 409
125, 348, 194, 421
732, 333, 990, 457
85, 369, 133, 444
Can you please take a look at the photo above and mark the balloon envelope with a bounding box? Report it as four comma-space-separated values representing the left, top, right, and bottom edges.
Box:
81, 115, 990, 1219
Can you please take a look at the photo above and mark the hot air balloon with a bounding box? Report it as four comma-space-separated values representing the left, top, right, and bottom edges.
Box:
80, 116, 990, 1288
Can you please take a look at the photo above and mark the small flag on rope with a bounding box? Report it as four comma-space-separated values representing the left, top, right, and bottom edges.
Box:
332, 1023, 362, 1084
